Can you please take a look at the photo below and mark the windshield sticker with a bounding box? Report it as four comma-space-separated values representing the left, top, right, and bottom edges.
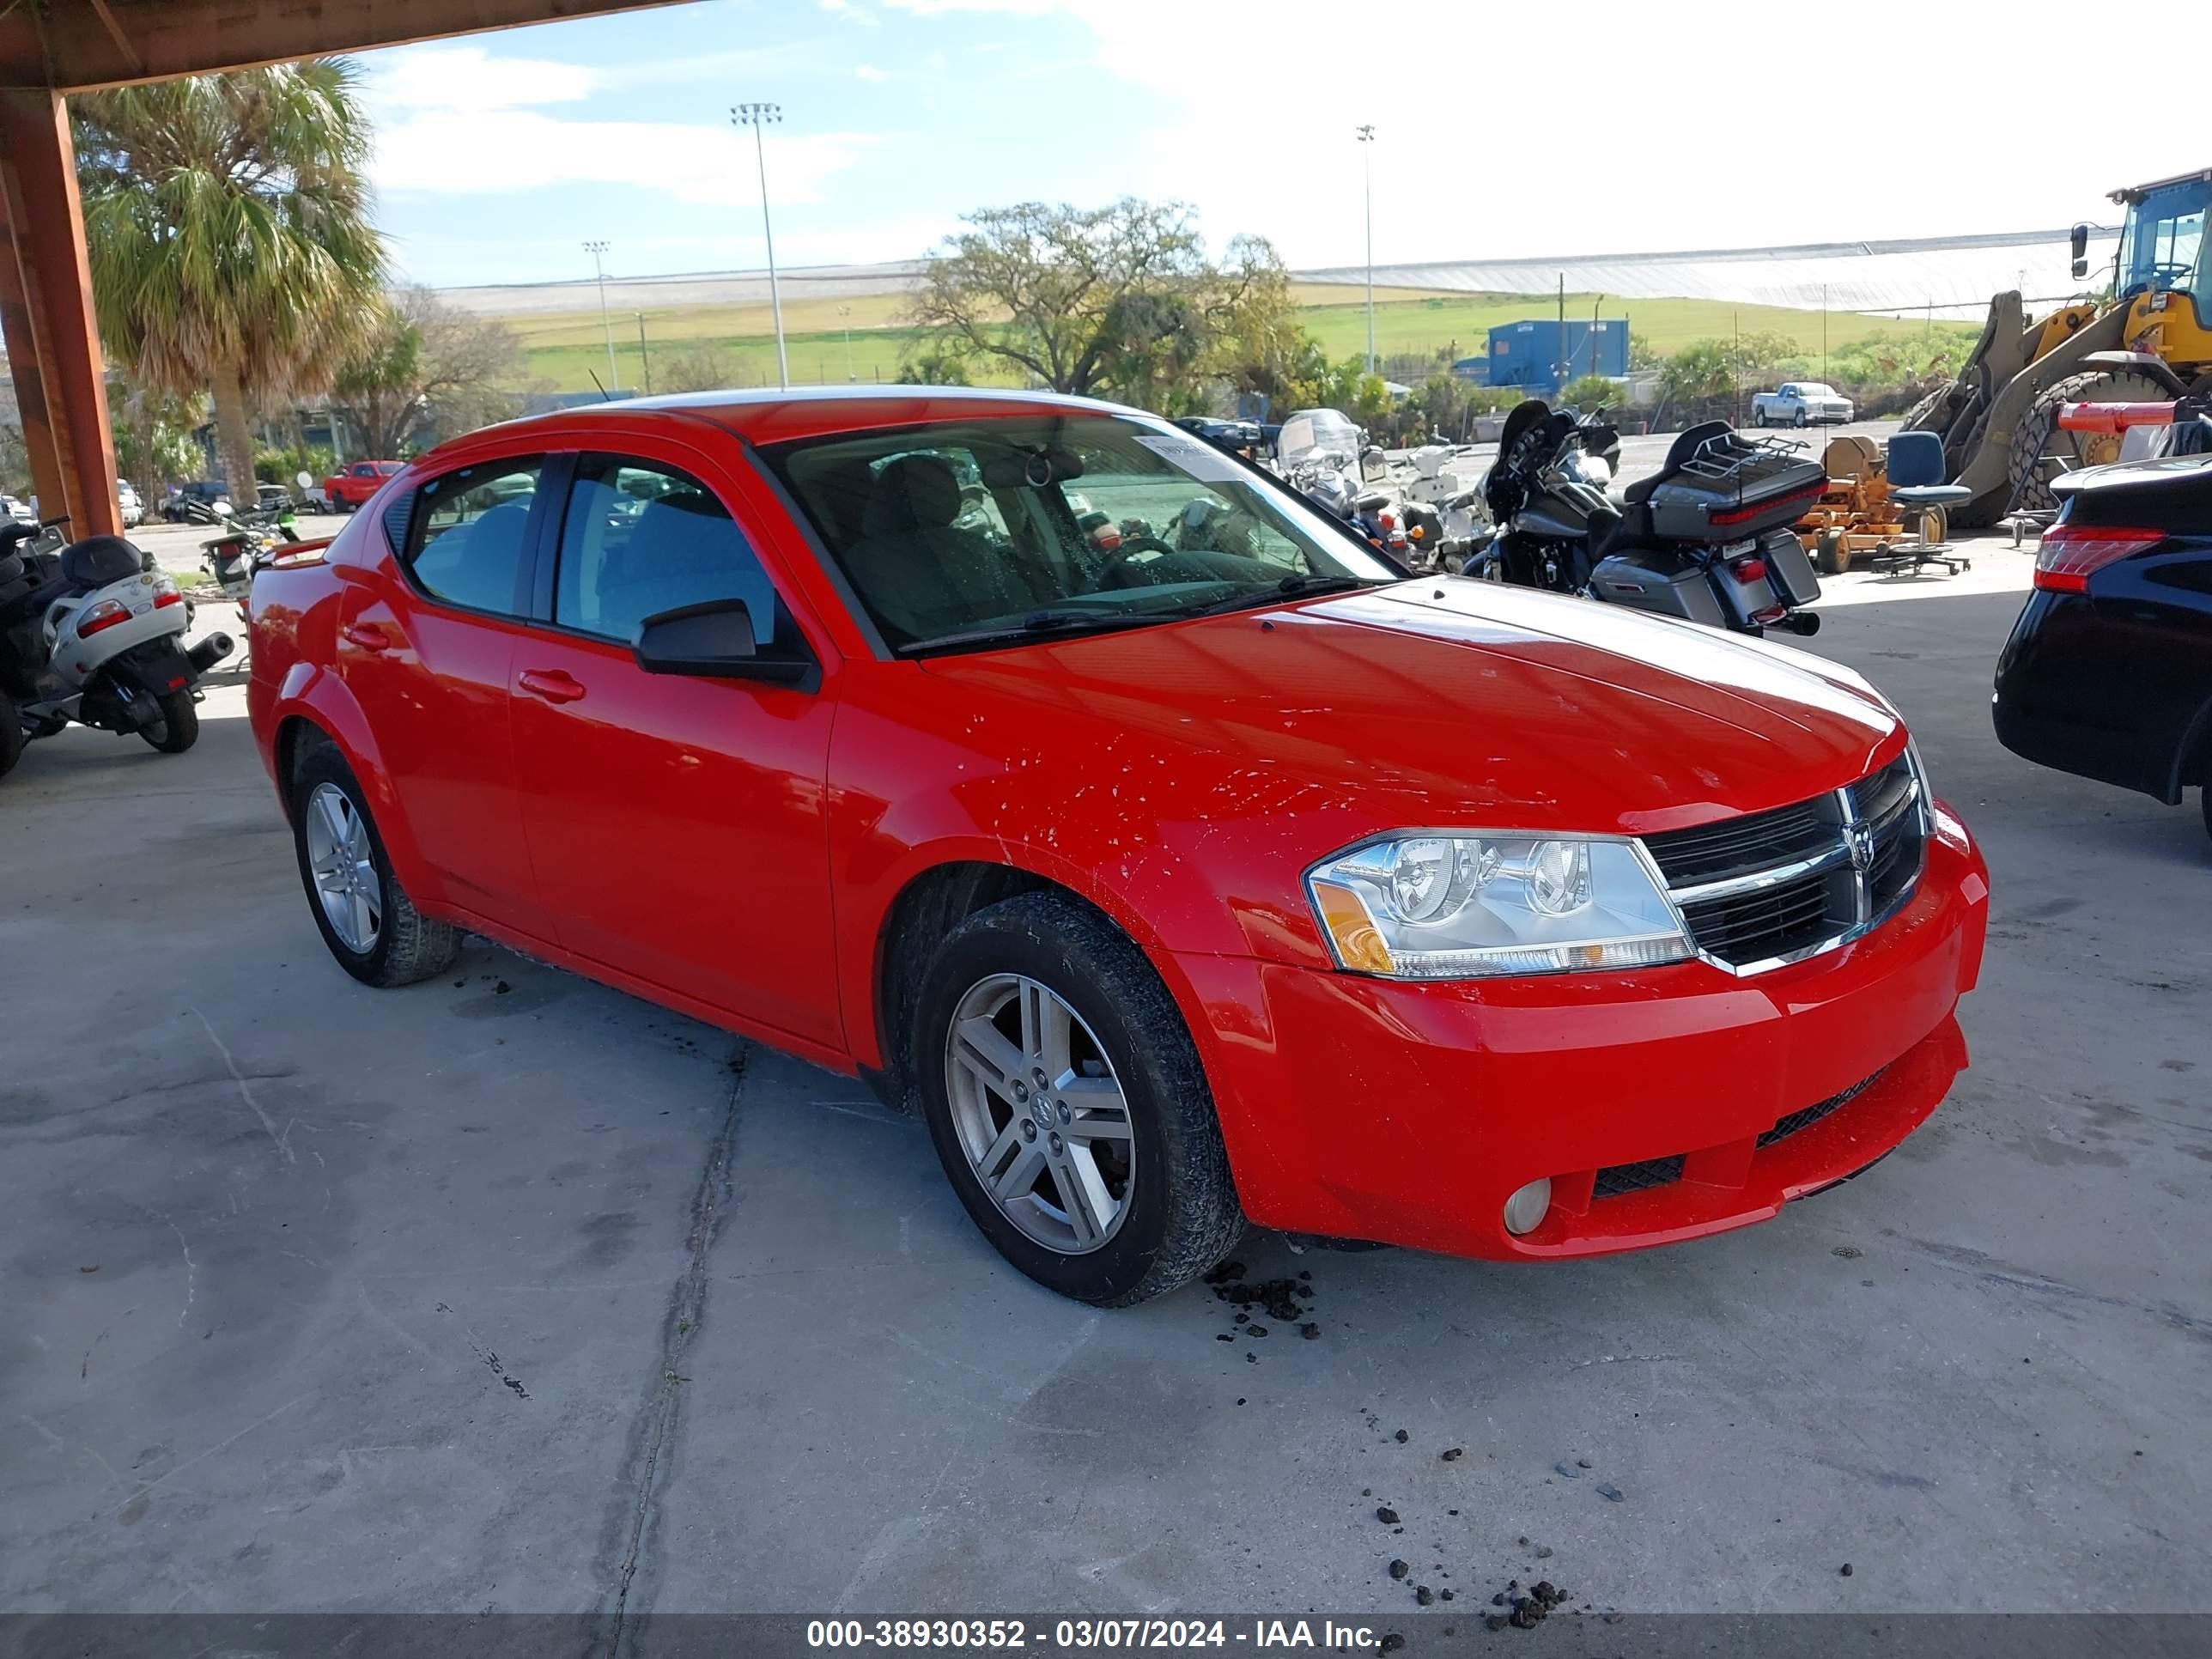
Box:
1132, 433, 1249, 483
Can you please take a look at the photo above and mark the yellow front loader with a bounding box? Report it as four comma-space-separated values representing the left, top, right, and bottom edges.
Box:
1904, 167, 2212, 526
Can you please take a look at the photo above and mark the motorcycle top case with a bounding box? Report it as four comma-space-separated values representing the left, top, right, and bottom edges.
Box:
1641, 436, 1826, 543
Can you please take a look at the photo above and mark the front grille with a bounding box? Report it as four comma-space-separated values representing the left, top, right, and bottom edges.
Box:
1594, 1155, 1685, 1199
1758, 1067, 1887, 1148
1643, 754, 1926, 971
1642, 799, 1835, 886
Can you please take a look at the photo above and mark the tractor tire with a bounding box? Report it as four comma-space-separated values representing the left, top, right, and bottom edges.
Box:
1814, 529, 1850, 576
1900, 387, 1946, 432
2006, 368, 2173, 516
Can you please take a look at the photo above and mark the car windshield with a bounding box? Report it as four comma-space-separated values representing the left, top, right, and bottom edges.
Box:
1800, 384, 1838, 398
763, 412, 1398, 653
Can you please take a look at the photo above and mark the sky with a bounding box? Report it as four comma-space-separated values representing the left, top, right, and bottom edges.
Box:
361, 0, 2174, 290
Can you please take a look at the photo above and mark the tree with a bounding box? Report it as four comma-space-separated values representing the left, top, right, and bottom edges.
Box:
894, 345, 973, 386
1560, 374, 1621, 409
657, 343, 740, 395
331, 285, 522, 456
908, 198, 1214, 397
76, 60, 385, 496
109, 374, 203, 501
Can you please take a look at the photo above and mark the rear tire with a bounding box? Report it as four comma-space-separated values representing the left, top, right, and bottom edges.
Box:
138, 690, 198, 754
913, 891, 1244, 1306
289, 740, 459, 988
1815, 528, 1850, 576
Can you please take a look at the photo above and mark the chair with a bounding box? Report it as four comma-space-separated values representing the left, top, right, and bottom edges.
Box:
1872, 432, 1972, 578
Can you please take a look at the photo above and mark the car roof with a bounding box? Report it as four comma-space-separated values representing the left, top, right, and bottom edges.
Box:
465, 384, 1152, 452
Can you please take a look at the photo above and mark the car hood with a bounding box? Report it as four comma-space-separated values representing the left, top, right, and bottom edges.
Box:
919, 580, 1900, 837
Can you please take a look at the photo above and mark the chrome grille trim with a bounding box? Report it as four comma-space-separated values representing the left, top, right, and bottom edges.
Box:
1638, 751, 1929, 978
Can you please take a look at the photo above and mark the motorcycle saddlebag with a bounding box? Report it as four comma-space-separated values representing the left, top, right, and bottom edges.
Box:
1589, 549, 1730, 628
1758, 527, 1822, 607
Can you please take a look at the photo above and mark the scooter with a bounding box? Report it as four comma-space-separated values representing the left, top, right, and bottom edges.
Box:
1473, 403, 1825, 636
0, 522, 234, 776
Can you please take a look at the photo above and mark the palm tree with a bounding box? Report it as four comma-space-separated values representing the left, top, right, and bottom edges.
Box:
74, 61, 383, 501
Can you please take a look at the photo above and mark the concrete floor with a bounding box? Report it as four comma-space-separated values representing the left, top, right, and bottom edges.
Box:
3, 551, 2208, 1620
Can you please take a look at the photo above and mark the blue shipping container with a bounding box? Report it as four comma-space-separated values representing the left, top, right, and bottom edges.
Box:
1487, 319, 1628, 396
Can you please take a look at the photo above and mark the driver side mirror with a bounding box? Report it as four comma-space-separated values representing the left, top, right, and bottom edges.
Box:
635, 599, 817, 688
2069, 222, 2090, 281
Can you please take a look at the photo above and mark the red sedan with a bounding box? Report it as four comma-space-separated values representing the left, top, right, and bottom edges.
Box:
246, 389, 1990, 1305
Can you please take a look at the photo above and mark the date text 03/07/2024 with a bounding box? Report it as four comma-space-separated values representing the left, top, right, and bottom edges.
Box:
805, 1619, 1391, 1650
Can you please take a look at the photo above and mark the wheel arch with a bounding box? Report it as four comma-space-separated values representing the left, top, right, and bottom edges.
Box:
861, 857, 1200, 1116
2168, 688, 2212, 807
266, 666, 436, 900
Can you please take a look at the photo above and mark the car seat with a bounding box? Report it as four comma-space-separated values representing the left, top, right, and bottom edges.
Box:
842, 454, 1045, 641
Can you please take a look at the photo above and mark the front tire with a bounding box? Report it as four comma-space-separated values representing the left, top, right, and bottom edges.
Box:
289, 740, 459, 988
138, 689, 199, 753
914, 891, 1243, 1305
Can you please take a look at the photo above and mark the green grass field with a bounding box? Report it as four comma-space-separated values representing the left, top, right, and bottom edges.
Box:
504, 282, 1974, 393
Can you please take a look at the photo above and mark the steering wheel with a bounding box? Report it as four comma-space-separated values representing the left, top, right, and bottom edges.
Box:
1094, 534, 1183, 588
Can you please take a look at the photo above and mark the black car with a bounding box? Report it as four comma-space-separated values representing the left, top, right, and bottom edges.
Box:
1993, 448, 2212, 844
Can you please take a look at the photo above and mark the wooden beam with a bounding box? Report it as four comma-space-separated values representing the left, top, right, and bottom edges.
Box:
0, 0, 699, 93
84, 0, 146, 78
0, 88, 120, 536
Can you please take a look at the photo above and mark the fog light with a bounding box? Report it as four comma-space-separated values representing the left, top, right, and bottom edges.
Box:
1503, 1177, 1552, 1236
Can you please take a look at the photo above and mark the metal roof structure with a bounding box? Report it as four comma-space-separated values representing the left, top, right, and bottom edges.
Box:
1296, 227, 2126, 321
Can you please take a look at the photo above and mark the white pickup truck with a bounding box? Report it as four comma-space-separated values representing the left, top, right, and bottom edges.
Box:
1752, 382, 1855, 427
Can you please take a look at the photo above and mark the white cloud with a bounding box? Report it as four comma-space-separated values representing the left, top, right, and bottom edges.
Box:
367, 44, 597, 111
854, 63, 889, 82
874, 0, 2172, 270
374, 109, 874, 213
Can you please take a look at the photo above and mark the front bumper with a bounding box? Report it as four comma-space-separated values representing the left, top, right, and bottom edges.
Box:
1177, 804, 1988, 1260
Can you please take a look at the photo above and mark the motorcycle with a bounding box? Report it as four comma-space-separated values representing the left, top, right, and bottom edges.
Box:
1472, 403, 1825, 636
0, 521, 234, 775
202, 500, 302, 602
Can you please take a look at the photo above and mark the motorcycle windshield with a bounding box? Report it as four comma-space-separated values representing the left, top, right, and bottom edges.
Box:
1278, 410, 1362, 466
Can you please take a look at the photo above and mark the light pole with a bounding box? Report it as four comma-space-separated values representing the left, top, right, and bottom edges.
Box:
583, 240, 619, 392
1355, 124, 1376, 374
839, 304, 854, 382
732, 102, 790, 390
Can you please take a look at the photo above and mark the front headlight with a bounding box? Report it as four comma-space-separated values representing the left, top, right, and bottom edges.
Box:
1305, 834, 1692, 980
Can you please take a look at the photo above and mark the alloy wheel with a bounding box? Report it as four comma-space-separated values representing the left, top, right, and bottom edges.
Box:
943, 974, 1136, 1254
304, 781, 382, 952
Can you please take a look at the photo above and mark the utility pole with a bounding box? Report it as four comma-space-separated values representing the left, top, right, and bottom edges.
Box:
584, 240, 618, 392
636, 313, 653, 396
1356, 125, 1376, 374
1820, 284, 1828, 384
1557, 274, 1565, 395
839, 303, 854, 381
732, 103, 789, 390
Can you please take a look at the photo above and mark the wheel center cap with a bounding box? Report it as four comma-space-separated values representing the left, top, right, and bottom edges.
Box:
1032, 1099, 1054, 1131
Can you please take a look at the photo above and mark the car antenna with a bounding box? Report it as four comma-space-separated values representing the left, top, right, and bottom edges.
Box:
588, 369, 613, 402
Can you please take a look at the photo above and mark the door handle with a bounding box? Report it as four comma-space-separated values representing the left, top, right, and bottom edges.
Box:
518, 668, 587, 705
341, 623, 390, 653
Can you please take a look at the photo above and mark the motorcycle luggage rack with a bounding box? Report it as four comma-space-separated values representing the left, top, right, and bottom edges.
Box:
1674, 430, 1808, 483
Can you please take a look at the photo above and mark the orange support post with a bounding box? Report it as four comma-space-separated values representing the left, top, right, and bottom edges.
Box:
0, 88, 120, 538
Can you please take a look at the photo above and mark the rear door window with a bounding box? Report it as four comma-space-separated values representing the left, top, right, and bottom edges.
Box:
552, 455, 782, 647
403, 458, 543, 617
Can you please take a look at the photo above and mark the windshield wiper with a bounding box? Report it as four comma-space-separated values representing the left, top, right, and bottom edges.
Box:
1168, 574, 1382, 620
896, 606, 1175, 655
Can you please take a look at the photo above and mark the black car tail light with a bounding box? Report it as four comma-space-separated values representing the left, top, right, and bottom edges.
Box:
2033, 524, 2164, 592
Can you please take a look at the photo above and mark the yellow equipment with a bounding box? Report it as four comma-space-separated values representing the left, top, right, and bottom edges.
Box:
1797, 435, 1909, 573
1903, 167, 2212, 526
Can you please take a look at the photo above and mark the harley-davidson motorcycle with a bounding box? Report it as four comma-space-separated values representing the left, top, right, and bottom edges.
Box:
1473, 402, 1826, 635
